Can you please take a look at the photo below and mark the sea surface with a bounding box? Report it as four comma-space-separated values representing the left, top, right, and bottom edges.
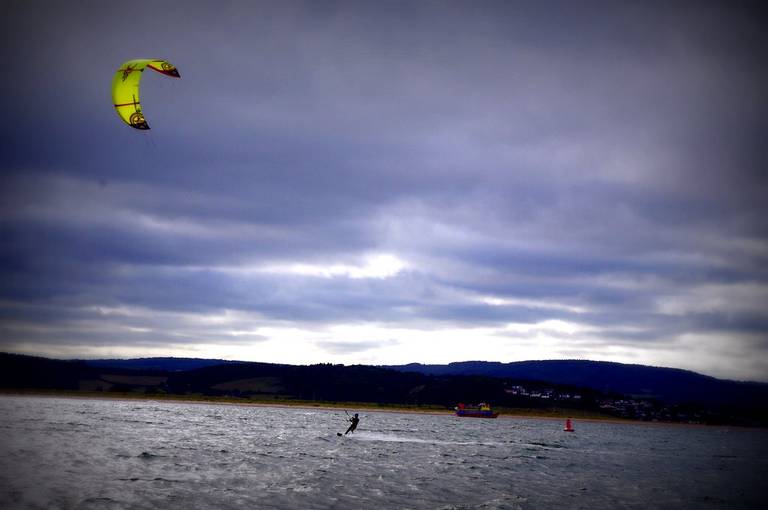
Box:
0, 395, 765, 509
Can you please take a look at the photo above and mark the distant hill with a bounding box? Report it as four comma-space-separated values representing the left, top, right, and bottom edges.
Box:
82, 357, 240, 372
386, 360, 768, 407
0, 353, 522, 408
2, 353, 766, 426
0, 352, 170, 390
0, 353, 98, 390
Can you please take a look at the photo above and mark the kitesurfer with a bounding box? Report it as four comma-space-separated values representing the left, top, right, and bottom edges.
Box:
345, 413, 360, 435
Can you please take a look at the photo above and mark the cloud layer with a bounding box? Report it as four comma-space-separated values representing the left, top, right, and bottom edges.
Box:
1, 1, 766, 380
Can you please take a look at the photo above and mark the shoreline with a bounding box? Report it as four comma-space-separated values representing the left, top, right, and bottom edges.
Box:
0, 390, 737, 428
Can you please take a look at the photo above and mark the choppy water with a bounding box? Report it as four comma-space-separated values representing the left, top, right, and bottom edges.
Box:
0, 396, 765, 509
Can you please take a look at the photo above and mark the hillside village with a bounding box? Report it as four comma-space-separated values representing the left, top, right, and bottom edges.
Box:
505, 383, 718, 424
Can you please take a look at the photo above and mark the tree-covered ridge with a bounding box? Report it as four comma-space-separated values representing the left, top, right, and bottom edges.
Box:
2, 353, 766, 426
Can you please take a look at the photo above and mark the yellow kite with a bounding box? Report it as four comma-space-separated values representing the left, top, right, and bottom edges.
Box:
112, 59, 180, 130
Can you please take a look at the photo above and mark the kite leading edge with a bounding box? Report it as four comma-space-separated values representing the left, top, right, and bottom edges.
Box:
112, 59, 180, 130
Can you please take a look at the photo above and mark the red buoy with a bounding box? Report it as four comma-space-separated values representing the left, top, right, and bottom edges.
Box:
564, 418, 574, 432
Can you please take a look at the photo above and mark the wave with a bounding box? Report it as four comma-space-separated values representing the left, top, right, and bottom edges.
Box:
349, 431, 497, 446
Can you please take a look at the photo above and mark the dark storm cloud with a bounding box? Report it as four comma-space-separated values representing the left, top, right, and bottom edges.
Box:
1, 1, 767, 379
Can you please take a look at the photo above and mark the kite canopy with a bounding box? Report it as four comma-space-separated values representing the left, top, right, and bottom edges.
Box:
112, 59, 180, 130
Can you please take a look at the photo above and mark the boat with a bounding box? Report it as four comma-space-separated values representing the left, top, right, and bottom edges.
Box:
454, 402, 499, 418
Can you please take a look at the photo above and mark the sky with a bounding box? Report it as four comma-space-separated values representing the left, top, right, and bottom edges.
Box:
1, 1, 766, 381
